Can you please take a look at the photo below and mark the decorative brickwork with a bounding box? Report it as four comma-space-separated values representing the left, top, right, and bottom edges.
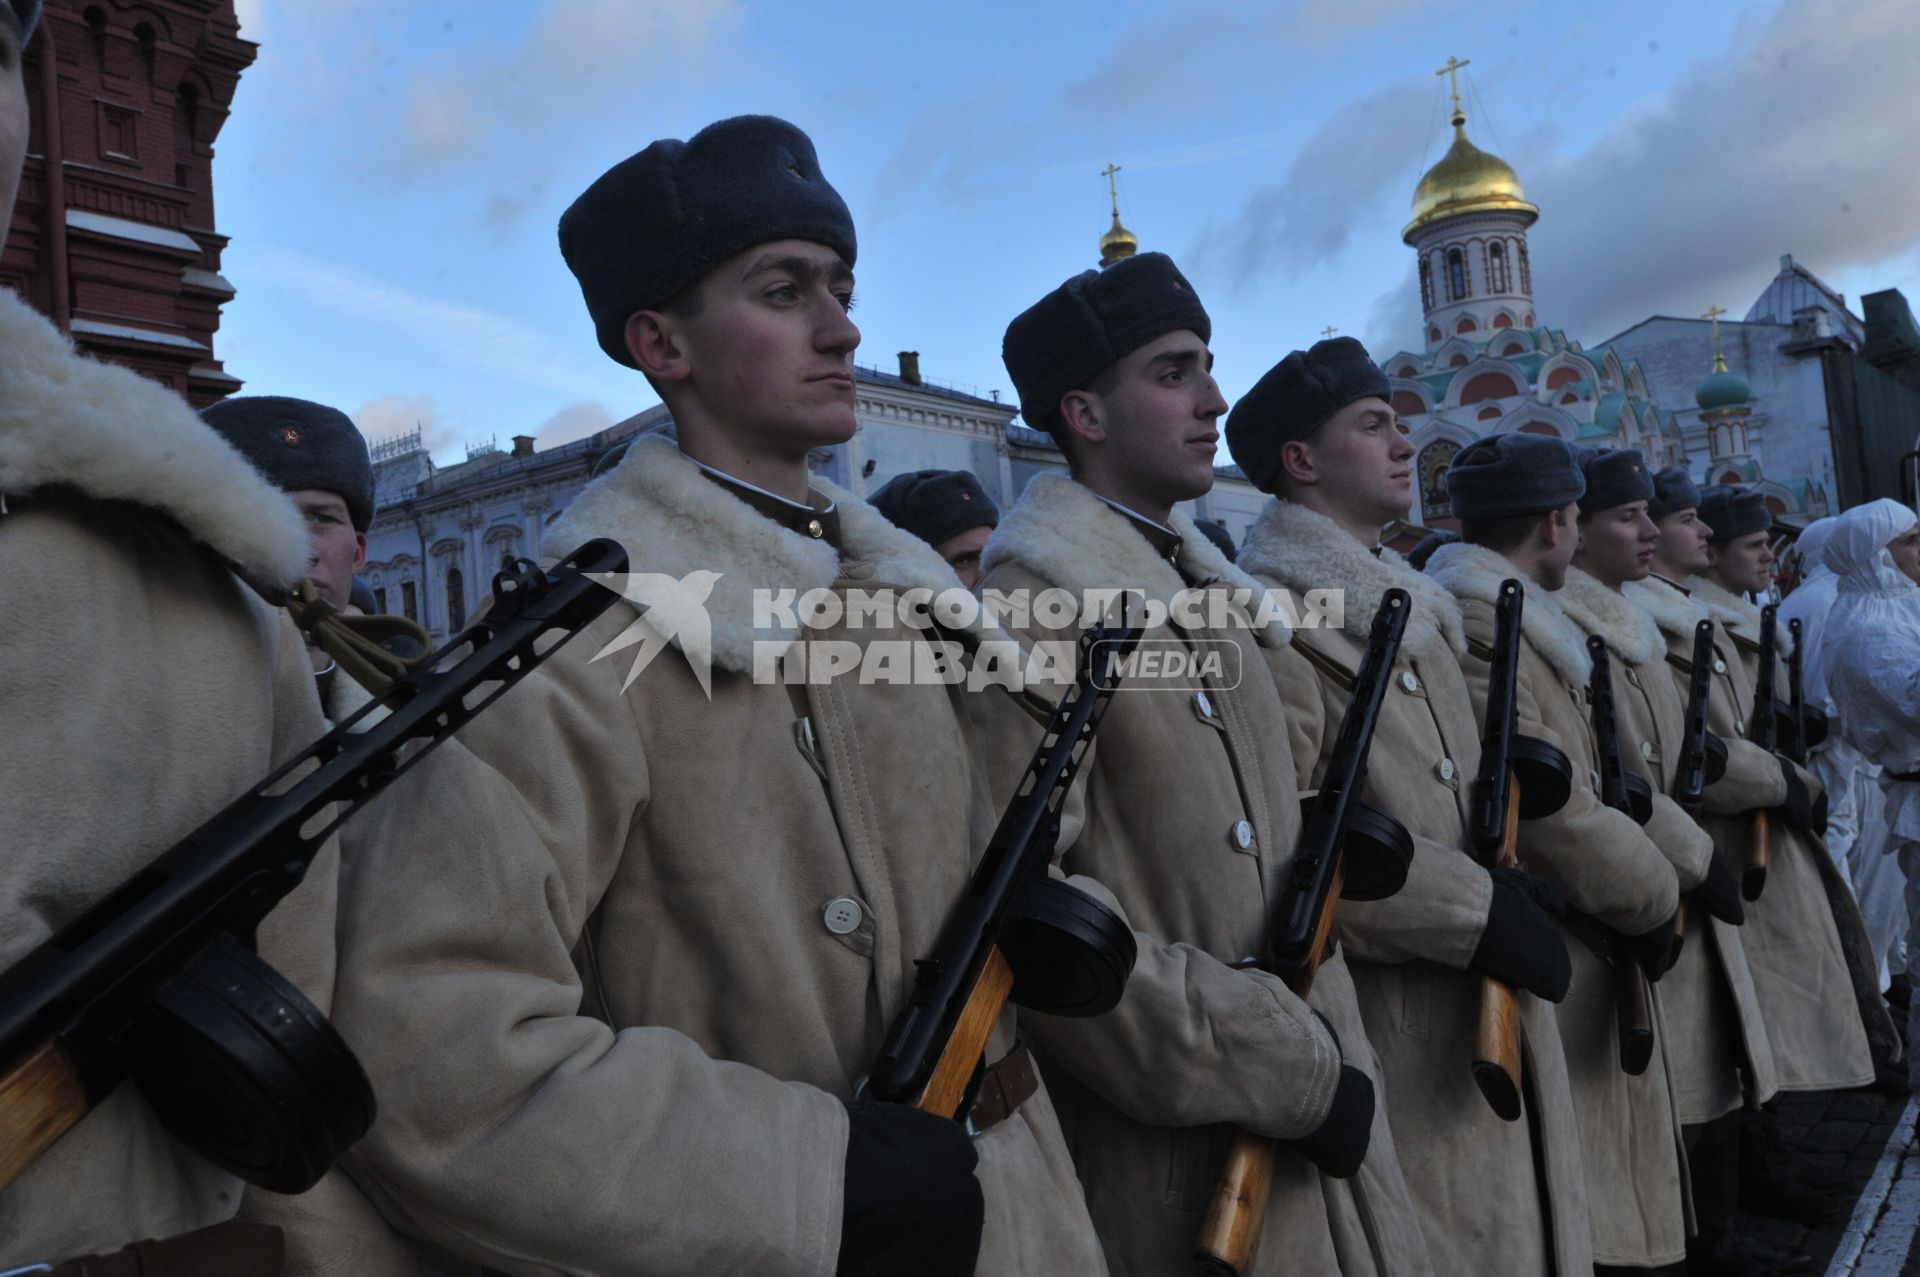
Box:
3, 1, 255, 406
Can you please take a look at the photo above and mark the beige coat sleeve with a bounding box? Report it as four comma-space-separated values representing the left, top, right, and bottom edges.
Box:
971, 646, 1342, 1143
1641, 792, 1716, 891
330, 626, 847, 1277
1702, 737, 1789, 815
1266, 643, 1493, 972
1462, 647, 1678, 935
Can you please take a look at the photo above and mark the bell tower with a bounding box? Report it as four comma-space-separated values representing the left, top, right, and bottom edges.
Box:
1403, 57, 1538, 350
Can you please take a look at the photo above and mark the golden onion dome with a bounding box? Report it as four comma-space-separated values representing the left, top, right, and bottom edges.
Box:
1402, 115, 1538, 243
1099, 211, 1139, 267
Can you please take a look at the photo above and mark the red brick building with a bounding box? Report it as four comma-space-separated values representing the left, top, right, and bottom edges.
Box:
4, 0, 254, 405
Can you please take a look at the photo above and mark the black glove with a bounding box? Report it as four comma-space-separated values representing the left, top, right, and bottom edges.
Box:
1776, 755, 1822, 834
1692, 850, 1746, 926
1629, 912, 1683, 981
1288, 1064, 1375, 1179
1470, 868, 1572, 1002
838, 1101, 983, 1277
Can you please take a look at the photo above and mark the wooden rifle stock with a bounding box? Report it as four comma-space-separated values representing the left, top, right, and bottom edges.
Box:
910, 947, 1015, 1120
1194, 591, 1409, 1277
1745, 606, 1779, 899
1194, 865, 1343, 1277
0, 1042, 88, 1191
1747, 810, 1771, 902
1472, 783, 1526, 1120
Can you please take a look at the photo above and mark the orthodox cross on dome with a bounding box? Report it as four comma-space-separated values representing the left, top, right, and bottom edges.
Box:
1097, 163, 1139, 268
1702, 304, 1728, 372
1102, 163, 1123, 218
1436, 55, 1470, 125
1320, 325, 1339, 340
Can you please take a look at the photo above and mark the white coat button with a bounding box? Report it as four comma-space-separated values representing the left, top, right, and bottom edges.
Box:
1231, 820, 1254, 850
1735, 721, 1747, 738
1713, 658, 1727, 674
823, 897, 864, 935
1400, 671, 1421, 693
1641, 740, 1656, 761
1194, 691, 1215, 719
1438, 757, 1456, 781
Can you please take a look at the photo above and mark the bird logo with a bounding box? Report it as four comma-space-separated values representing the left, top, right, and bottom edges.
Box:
584, 570, 723, 698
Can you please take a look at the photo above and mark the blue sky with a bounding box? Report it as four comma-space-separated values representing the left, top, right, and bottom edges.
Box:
213, 1, 1920, 468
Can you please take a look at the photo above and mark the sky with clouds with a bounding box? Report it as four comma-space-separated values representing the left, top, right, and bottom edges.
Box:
214, 0, 1920, 469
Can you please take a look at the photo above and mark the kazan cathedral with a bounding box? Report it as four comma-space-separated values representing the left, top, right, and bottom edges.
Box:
1381, 84, 1818, 528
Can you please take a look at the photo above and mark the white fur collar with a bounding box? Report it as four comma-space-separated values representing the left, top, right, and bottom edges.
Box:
1623, 575, 1708, 642
547, 435, 1000, 673
1555, 568, 1664, 666
0, 288, 310, 590
1236, 499, 1466, 658
1687, 575, 1792, 657
980, 472, 1289, 645
1424, 540, 1593, 687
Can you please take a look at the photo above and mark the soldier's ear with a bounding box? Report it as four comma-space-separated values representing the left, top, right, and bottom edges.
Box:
1278, 439, 1317, 488
626, 310, 692, 384
1058, 390, 1106, 446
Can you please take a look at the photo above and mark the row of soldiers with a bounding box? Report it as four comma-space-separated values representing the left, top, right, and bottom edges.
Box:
0, 27, 1899, 1273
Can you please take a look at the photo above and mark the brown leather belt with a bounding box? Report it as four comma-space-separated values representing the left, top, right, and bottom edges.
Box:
966, 1040, 1038, 1134
42, 1221, 283, 1277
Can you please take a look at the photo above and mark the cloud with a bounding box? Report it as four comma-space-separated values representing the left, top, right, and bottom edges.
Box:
1185, 77, 1437, 287
1054, 0, 1461, 128
250, 247, 608, 397
350, 393, 462, 460
533, 400, 617, 450
371, 1, 742, 186
1519, 0, 1920, 342
1361, 264, 1425, 361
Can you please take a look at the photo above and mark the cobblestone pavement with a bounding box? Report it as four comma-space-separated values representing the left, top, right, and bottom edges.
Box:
1775, 1084, 1916, 1274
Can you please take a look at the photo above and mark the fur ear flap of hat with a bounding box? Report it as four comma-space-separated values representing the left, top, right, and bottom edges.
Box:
1001, 252, 1210, 436
1647, 466, 1700, 522
1224, 337, 1392, 493
1696, 485, 1770, 542
868, 468, 999, 548
1574, 447, 1653, 515
1446, 433, 1585, 520
559, 115, 857, 368
200, 395, 376, 531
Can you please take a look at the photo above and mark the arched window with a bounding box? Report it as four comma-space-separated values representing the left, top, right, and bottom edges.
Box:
1417, 440, 1461, 519
1492, 313, 1513, 329
401, 581, 419, 622
1488, 242, 1509, 293
1518, 243, 1532, 294
1418, 258, 1433, 311
1460, 372, 1519, 404
1391, 390, 1426, 418
1477, 405, 1502, 421
1428, 326, 1443, 344
1455, 315, 1477, 334
1545, 366, 1581, 391
1447, 249, 1468, 301
1520, 422, 1561, 438
1449, 353, 1469, 368
372, 586, 388, 614
445, 567, 466, 630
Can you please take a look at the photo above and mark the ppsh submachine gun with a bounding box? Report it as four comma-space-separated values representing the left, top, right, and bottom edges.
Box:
0, 539, 629, 1195
865, 619, 1144, 1121
1673, 620, 1728, 819
1194, 590, 1417, 1277
1588, 635, 1659, 1077
1745, 604, 1780, 899
1781, 616, 1827, 764
1469, 581, 1573, 1120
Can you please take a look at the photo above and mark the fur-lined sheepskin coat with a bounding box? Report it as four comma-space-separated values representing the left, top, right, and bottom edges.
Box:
1426, 542, 1690, 1269
971, 476, 1433, 1277
1240, 501, 1590, 1277
0, 289, 413, 1275
1560, 568, 1777, 1125
1631, 575, 1881, 1091
329, 436, 1107, 1277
